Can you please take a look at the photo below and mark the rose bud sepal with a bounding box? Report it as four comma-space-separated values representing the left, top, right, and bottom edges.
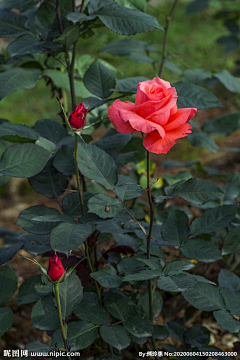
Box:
20, 254, 85, 284
19, 255, 66, 284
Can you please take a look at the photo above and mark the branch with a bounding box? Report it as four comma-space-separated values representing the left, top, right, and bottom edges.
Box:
158, 0, 179, 77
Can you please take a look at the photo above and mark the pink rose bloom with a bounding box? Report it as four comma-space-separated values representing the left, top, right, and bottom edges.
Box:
108, 77, 197, 154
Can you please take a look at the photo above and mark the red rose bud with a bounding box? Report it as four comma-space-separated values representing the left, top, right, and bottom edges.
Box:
47, 255, 65, 282
68, 102, 88, 130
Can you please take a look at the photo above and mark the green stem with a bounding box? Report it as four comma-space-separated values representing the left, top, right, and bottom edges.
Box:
54, 283, 71, 360
158, 0, 179, 77
74, 139, 102, 306
74, 134, 84, 215
85, 241, 102, 306
146, 151, 158, 358
80, 0, 86, 12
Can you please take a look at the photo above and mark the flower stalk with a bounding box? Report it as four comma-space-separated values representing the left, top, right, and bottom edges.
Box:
54, 283, 71, 360
147, 150, 158, 357
74, 134, 84, 215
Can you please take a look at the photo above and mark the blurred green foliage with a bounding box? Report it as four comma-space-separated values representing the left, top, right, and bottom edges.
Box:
0, 0, 238, 126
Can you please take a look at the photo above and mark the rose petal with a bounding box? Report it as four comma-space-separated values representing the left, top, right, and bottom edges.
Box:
164, 108, 197, 131
122, 111, 166, 138
143, 130, 176, 154
108, 99, 135, 134
134, 87, 177, 118
146, 109, 170, 127
135, 77, 172, 105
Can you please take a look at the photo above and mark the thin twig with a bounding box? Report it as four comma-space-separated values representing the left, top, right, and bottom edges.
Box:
56, 0, 63, 34
158, 0, 179, 77
80, 0, 86, 13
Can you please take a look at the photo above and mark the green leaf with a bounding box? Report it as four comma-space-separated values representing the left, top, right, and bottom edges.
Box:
138, 290, 163, 319
124, 269, 163, 282
53, 145, 75, 176
182, 282, 225, 311
161, 210, 189, 246
190, 205, 238, 237
222, 227, 240, 255
0, 0, 33, 12
88, 0, 114, 14
88, 194, 124, 219
90, 269, 122, 289
222, 173, 240, 202
213, 310, 240, 333
0, 122, 38, 143
0, 265, 18, 304
158, 178, 224, 205
31, 295, 59, 330
154, 325, 169, 340
16, 274, 46, 305
123, 315, 152, 338
173, 81, 222, 110
117, 257, 145, 275
59, 273, 83, 320
53, 24, 80, 49
29, 160, 68, 198
16, 205, 64, 234
0, 68, 40, 100
157, 274, 196, 292
188, 132, 218, 153
0, 307, 13, 337
23, 234, 51, 256
100, 38, 145, 56
184, 325, 210, 347
116, 76, 148, 92
7, 35, 61, 57
181, 69, 212, 85
100, 325, 130, 351
62, 192, 94, 218
164, 260, 195, 276
136, 258, 161, 270
77, 142, 118, 190
74, 300, 110, 325
66, 12, 96, 24
26, 341, 54, 353
220, 288, 240, 318
214, 70, 240, 94
128, 53, 153, 63
164, 60, 182, 75
0, 9, 28, 37
94, 133, 132, 156
53, 321, 98, 351
50, 223, 93, 256
218, 269, 240, 292
0, 143, 51, 178
164, 322, 185, 341
83, 62, 116, 99
34, 119, 68, 145
0, 242, 24, 265
42, 70, 91, 98
202, 111, 240, 137
35, 136, 56, 154
33, 0, 56, 39
105, 292, 129, 320
186, 0, 209, 14
139, 245, 166, 260
181, 239, 222, 263
95, 2, 163, 35
115, 0, 146, 12
35, 276, 53, 296
114, 175, 143, 201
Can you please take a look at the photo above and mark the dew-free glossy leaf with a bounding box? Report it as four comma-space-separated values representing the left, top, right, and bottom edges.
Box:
77, 142, 118, 190
0, 143, 51, 178
50, 223, 93, 256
